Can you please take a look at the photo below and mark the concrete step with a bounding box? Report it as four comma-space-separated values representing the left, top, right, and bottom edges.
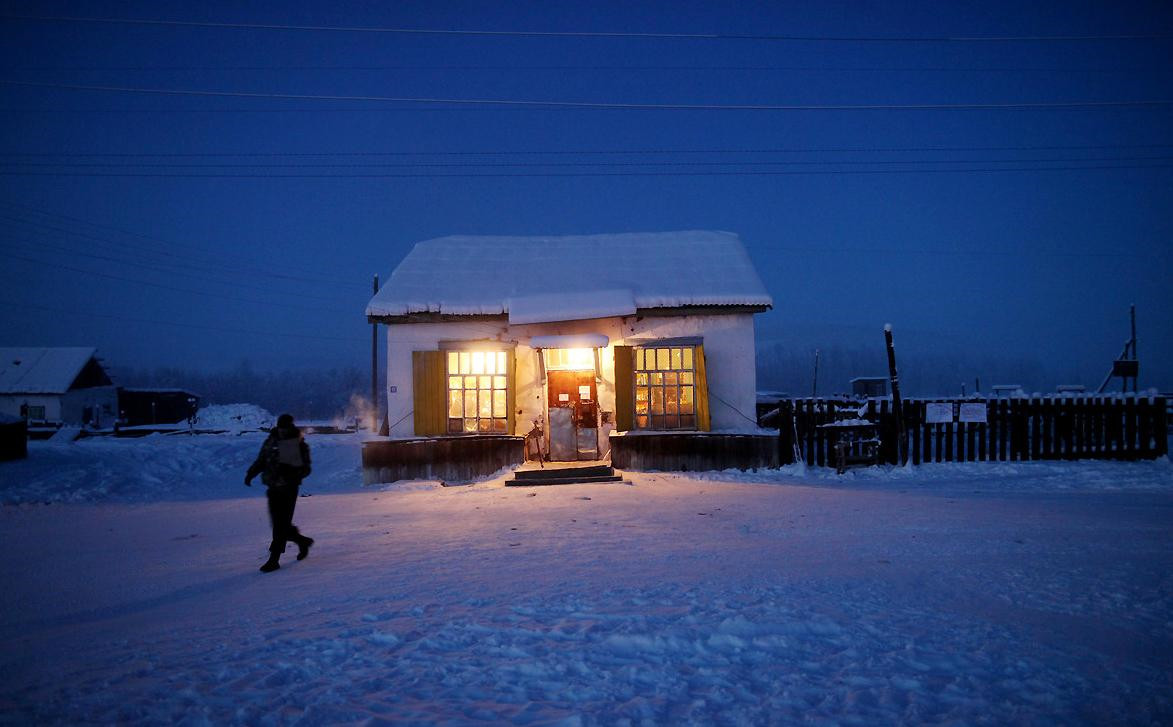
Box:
512, 464, 614, 481
505, 474, 625, 487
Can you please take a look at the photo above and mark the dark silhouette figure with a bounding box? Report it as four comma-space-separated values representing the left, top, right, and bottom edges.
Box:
245, 413, 314, 572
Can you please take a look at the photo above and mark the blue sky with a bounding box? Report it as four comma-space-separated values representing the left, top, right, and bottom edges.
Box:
1, 1, 1170, 392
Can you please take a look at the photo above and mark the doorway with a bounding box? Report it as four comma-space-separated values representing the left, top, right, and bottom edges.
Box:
546, 370, 598, 461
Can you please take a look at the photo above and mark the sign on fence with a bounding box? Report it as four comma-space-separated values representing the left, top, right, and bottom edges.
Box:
925, 403, 954, 423
959, 403, 987, 423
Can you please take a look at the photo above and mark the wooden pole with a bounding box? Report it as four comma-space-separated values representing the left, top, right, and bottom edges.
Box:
371, 274, 379, 432
811, 349, 820, 398
1130, 303, 1137, 392
884, 324, 907, 464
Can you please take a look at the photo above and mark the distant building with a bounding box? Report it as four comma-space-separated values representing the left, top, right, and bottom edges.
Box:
851, 377, 889, 398
0, 347, 118, 427
118, 388, 200, 426
991, 385, 1025, 398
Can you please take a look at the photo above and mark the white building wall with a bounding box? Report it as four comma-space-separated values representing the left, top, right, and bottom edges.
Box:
384, 313, 758, 441
0, 394, 62, 422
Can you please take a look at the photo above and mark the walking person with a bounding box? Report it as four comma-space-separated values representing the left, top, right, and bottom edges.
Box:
245, 413, 314, 572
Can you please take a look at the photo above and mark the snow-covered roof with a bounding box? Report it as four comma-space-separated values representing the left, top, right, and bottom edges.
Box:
0, 347, 100, 394
366, 231, 773, 324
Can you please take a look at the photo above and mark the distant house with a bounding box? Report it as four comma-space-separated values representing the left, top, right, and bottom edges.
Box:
851, 377, 889, 398
0, 347, 118, 427
364, 231, 774, 479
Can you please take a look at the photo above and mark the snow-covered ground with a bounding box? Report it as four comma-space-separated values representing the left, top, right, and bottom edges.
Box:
1, 435, 1171, 724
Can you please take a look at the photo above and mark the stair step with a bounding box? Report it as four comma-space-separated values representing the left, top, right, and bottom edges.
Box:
513, 465, 614, 480
505, 475, 624, 487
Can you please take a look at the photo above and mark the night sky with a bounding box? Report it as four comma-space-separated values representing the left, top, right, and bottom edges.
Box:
1, 2, 1170, 394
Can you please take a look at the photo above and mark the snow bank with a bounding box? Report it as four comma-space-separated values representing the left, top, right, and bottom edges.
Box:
193, 403, 274, 430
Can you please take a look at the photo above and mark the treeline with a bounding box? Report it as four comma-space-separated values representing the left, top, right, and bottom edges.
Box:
113, 362, 378, 420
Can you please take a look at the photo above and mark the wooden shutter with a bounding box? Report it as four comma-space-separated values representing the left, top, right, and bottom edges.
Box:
613, 345, 634, 432
694, 344, 711, 432
505, 348, 517, 435
411, 350, 446, 436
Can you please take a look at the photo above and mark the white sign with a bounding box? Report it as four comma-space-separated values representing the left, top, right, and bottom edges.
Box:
558, 393, 570, 402
579, 385, 592, 400
925, 403, 954, 424
959, 403, 987, 423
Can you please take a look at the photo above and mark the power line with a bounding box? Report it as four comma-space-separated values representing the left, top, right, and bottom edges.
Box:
5, 79, 1171, 110
0, 64, 1154, 73
0, 202, 359, 289
3, 143, 1172, 158
0, 296, 366, 343
6, 155, 1172, 169
5, 15, 1171, 42
2, 245, 358, 315
1, 164, 1170, 178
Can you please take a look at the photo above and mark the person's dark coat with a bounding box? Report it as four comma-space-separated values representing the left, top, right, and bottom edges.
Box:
246, 425, 311, 488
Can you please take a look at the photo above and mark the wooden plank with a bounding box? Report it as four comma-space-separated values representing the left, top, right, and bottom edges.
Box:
909, 401, 922, 465
1029, 397, 1041, 461
1124, 396, 1138, 460
777, 401, 795, 465
1137, 397, 1153, 459
944, 417, 954, 462
1155, 397, 1169, 458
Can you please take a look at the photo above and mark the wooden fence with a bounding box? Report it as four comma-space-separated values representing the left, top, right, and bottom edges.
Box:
768, 395, 1168, 467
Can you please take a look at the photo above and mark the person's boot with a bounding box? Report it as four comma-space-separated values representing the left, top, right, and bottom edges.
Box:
259, 554, 280, 573
296, 537, 314, 561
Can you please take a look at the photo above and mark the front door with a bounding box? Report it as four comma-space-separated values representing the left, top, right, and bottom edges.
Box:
547, 370, 599, 461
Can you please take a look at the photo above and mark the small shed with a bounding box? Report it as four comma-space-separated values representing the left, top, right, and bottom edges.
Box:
851, 377, 889, 398
118, 388, 200, 426
0, 347, 118, 427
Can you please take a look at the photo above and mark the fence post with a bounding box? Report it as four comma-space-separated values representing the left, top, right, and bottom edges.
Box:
778, 401, 795, 465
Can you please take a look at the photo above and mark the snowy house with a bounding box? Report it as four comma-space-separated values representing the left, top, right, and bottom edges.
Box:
364, 231, 776, 481
0, 347, 118, 427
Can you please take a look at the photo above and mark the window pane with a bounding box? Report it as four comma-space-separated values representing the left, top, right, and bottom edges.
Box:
471, 351, 485, 374
665, 386, 678, 414
636, 415, 648, 428
484, 352, 496, 375
448, 391, 463, 418
478, 419, 491, 433
479, 390, 493, 418
449, 376, 462, 390
681, 371, 694, 385
449, 418, 463, 433
459, 352, 471, 374
498, 351, 507, 373
680, 415, 696, 429
464, 390, 477, 417
492, 419, 507, 433
493, 390, 506, 417
463, 418, 477, 433
683, 347, 693, 370
680, 385, 694, 414
493, 375, 506, 389
657, 349, 670, 370
635, 372, 648, 386
671, 348, 682, 370
664, 372, 678, 386
650, 387, 664, 414
479, 375, 491, 390
635, 386, 649, 415
448, 351, 459, 373
465, 376, 477, 389
650, 372, 663, 386
651, 415, 666, 428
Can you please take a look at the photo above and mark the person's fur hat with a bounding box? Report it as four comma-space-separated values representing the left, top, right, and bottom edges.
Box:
276, 413, 295, 428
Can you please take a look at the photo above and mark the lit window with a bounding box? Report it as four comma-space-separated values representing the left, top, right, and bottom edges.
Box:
545, 347, 595, 371
634, 346, 696, 429
447, 350, 508, 434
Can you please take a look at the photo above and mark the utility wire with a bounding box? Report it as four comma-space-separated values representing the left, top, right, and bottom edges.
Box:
5, 79, 1171, 110
0, 206, 359, 290
3, 246, 358, 315
6, 155, 1171, 168
3, 143, 1172, 158
0, 200, 358, 286
0, 296, 366, 343
0, 224, 351, 305
5, 15, 1171, 42
0, 64, 1155, 72
2, 164, 1170, 178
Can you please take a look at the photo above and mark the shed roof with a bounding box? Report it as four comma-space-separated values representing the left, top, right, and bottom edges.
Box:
0, 347, 101, 394
366, 231, 773, 325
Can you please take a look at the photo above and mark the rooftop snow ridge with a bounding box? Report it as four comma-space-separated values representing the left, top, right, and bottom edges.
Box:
366, 231, 773, 324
